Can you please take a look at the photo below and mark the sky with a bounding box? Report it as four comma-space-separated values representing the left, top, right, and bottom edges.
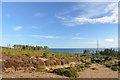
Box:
2, 0, 119, 2
2, 2, 118, 48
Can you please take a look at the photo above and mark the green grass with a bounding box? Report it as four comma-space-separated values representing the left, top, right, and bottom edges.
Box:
2, 48, 43, 56
2, 47, 81, 57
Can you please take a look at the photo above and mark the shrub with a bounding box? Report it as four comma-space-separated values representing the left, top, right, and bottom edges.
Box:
111, 65, 119, 71
91, 67, 98, 70
63, 68, 78, 78
53, 68, 65, 75
76, 66, 84, 72
105, 64, 119, 71
61, 61, 65, 65
118, 67, 120, 73
111, 67, 118, 71
53, 67, 78, 78
105, 64, 112, 68
84, 63, 91, 68
86, 62, 92, 65
79, 65, 84, 68
42, 52, 48, 58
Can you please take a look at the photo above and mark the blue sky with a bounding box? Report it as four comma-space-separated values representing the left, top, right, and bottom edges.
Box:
2, 2, 118, 48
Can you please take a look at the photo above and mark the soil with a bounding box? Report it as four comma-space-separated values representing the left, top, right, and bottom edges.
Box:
2, 71, 68, 78
78, 64, 118, 78
2, 64, 118, 78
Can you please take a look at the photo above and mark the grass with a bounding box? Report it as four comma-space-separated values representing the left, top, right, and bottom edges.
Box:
2, 47, 81, 57
2, 48, 43, 56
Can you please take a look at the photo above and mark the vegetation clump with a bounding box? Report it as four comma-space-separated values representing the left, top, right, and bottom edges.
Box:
53, 68, 65, 75
52, 63, 92, 78
105, 63, 119, 71
84, 62, 91, 68
63, 68, 78, 78
53, 67, 78, 78
91, 67, 98, 70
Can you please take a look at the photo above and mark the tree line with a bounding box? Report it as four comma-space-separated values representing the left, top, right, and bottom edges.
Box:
12, 44, 49, 51
83, 48, 118, 57
99, 48, 119, 59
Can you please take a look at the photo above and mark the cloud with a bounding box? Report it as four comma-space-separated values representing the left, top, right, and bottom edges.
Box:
72, 37, 86, 40
31, 35, 62, 39
74, 15, 117, 24
13, 26, 23, 31
57, 3, 118, 26
105, 39, 114, 42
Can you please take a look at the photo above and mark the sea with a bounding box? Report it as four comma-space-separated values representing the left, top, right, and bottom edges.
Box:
49, 48, 118, 54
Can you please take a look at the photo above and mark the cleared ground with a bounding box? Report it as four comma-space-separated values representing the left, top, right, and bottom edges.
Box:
2, 64, 118, 78
78, 64, 118, 78
2, 71, 68, 78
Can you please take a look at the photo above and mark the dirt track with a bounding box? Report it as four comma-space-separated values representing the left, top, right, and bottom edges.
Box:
78, 64, 118, 78
2, 71, 67, 78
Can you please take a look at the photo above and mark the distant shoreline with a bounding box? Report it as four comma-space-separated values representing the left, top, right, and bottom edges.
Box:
49, 48, 118, 54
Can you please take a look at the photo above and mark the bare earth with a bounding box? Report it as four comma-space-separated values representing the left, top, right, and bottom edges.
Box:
78, 64, 118, 78
2, 71, 68, 78
2, 64, 118, 78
